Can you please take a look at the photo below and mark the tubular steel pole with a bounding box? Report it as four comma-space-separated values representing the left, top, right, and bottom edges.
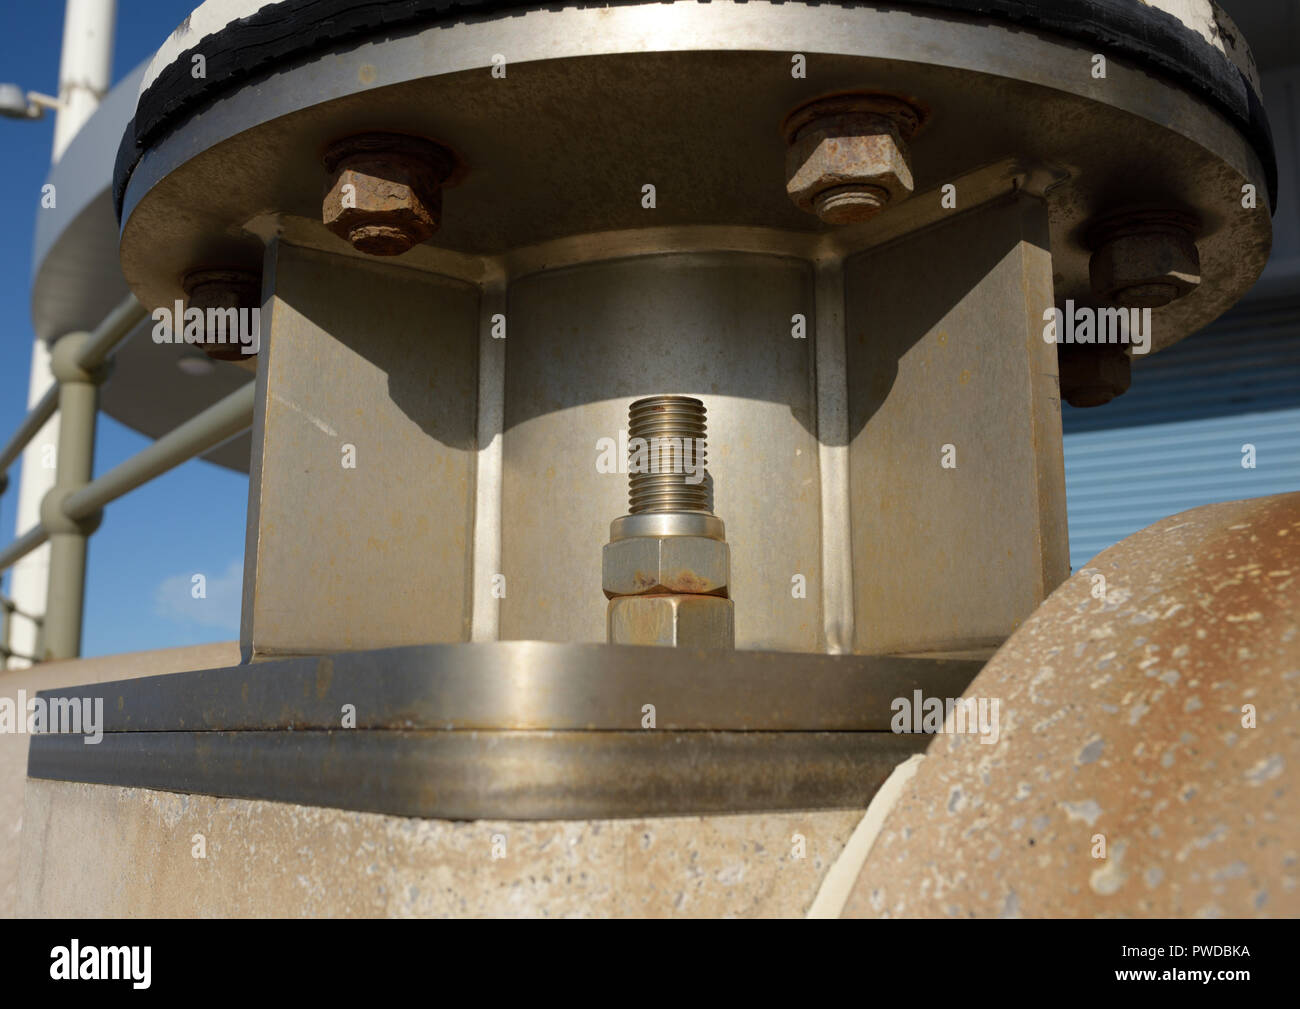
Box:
41, 332, 103, 660
52, 0, 115, 163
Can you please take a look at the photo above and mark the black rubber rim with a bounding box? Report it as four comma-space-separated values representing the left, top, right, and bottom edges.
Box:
113, 0, 1278, 220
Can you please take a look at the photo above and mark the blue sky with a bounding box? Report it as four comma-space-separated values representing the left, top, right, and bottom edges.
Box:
0, 1, 248, 657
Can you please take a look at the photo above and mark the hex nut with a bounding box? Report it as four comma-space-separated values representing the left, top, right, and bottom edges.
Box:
1057, 343, 1131, 408
783, 96, 922, 225
602, 535, 730, 599
182, 268, 261, 363
607, 594, 735, 648
322, 133, 457, 256
1088, 211, 1201, 308
786, 119, 912, 222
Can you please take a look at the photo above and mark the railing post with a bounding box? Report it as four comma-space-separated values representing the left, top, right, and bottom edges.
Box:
39, 332, 104, 660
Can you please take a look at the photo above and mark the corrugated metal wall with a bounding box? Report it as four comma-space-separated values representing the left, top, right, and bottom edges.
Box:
1062, 304, 1300, 571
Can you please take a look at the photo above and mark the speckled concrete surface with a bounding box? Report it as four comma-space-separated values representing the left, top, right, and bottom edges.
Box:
0, 642, 239, 918
843, 493, 1300, 918
18, 780, 861, 917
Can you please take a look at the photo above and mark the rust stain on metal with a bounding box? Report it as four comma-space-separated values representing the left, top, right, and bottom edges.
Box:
662, 568, 719, 595
315, 655, 333, 701
321, 133, 460, 256
603, 537, 729, 599
782, 93, 925, 225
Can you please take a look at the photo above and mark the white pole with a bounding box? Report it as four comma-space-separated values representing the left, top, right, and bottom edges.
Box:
6, 1, 115, 668
52, 0, 116, 162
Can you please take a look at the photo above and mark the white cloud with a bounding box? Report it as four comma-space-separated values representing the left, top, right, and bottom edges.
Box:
153, 559, 243, 631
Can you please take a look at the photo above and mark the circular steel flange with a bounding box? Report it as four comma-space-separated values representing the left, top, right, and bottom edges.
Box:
116, 3, 1274, 356
117, 0, 1274, 210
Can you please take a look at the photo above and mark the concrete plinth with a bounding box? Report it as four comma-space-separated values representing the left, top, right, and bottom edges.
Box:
18, 780, 860, 917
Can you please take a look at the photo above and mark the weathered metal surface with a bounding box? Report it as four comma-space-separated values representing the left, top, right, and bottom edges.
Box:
1088, 209, 1202, 308
90, 5, 1274, 667
607, 594, 735, 649
501, 252, 823, 650
240, 198, 1072, 657
843, 492, 1300, 917
90, 158, 1064, 478
28, 728, 927, 821
603, 537, 730, 599
321, 132, 458, 256
115, 9, 1272, 357
845, 193, 1070, 654
241, 242, 479, 659
24, 637, 984, 824
783, 94, 922, 225
29, 641, 984, 732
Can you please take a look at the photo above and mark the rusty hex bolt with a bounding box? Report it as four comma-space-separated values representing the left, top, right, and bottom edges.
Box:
322, 132, 459, 256
181, 268, 261, 362
782, 94, 923, 226
1057, 342, 1132, 408
1088, 209, 1201, 308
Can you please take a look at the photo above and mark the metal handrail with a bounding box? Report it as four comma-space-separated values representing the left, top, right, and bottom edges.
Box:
0, 384, 58, 474
0, 288, 257, 664
0, 524, 51, 574
76, 294, 147, 371
0, 293, 144, 480
0, 384, 254, 570
63, 382, 255, 521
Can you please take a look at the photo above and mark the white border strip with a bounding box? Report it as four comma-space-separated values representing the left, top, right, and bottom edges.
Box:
807, 753, 924, 918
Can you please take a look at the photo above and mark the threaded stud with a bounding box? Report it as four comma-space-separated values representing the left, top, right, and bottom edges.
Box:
626, 396, 711, 514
